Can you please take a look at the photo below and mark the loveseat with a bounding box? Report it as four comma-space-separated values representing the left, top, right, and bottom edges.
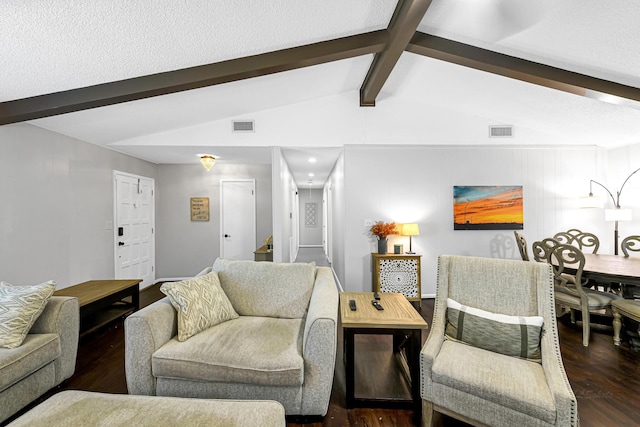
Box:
0, 296, 80, 423
125, 258, 339, 416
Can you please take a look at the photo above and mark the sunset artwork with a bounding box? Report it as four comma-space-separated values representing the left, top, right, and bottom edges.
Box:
453, 186, 524, 230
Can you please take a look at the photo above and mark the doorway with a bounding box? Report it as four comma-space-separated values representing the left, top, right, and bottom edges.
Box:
113, 171, 155, 288
220, 179, 256, 260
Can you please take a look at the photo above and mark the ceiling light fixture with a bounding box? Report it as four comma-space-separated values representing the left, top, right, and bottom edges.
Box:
308, 157, 317, 163
199, 154, 216, 171
308, 173, 314, 177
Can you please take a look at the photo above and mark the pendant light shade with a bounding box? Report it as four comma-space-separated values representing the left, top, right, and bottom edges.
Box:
200, 155, 216, 171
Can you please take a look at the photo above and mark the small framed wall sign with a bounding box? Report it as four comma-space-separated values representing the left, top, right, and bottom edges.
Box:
190, 197, 210, 221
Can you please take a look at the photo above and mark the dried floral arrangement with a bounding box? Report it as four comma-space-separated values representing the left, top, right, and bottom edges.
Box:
369, 221, 397, 239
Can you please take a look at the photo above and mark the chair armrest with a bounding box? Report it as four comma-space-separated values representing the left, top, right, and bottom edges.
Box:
301, 266, 338, 416
541, 334, 579, 427
125, 297, 177, 395
30, 296, 79, 384
420, 295, 447, 399
195, 266, 212, 277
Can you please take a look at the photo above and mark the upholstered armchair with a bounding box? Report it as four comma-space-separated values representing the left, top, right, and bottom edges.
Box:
420, 255, 578, 427
125, 258, 338, 417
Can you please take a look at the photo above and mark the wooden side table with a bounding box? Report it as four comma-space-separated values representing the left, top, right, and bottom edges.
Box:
340, 292, 428, 421
253, 244, 273, 262
372, 253, 422, 307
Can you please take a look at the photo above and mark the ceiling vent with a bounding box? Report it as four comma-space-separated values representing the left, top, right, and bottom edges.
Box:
489, 125, 514, 138
232, 120, 255, 132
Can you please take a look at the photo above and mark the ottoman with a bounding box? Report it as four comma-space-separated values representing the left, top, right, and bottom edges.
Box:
7, 391, 286, 426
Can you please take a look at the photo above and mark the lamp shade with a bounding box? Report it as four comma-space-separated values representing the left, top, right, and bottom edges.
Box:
605, 208, 632, 222
401, 223, 420, 236
199, 155, 216, 171
579, 195, 603, 209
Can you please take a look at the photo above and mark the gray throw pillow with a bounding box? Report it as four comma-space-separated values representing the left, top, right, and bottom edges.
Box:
445, 298, 544, 362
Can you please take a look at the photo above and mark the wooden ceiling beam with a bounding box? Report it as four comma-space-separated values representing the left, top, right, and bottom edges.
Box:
406, 32, 640, 104
359, 0, 433, 107
0, 30, 388, 126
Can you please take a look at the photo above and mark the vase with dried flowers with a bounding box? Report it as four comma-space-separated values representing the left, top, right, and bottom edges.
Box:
369, 221, 397, 254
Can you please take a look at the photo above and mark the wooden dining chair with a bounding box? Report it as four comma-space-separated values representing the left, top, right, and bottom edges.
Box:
575, 232, 600, 254
513, 231, 530, 261
621, 235, 640, 298
531, 238, 560, 263
621, 235, 640, 257
550, 244, 619, 347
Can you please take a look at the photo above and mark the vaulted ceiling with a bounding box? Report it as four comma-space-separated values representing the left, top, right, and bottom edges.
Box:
2, 1, 640, 188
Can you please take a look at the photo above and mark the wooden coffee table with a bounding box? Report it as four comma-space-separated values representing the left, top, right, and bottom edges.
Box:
54, 279, 141, 335
340, 292, 428, 418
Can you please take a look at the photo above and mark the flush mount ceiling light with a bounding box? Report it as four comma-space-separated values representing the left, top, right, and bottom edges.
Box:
199, 154, 216, 171
308, 157, 317, 163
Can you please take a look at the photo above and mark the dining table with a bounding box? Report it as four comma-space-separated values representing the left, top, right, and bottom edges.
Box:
581, 253, 640, 294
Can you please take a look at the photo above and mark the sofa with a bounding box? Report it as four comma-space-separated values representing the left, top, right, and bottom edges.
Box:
0, 296, 80, 423
125, 258, 339, 416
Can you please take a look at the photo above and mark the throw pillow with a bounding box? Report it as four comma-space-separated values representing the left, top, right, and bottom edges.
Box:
445, 298, 544, 361
160, 271, 239, 342
0, 280, 56, 349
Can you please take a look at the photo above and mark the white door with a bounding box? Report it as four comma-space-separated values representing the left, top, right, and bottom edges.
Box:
114, 171, 155, 288
221, 180, 256, 260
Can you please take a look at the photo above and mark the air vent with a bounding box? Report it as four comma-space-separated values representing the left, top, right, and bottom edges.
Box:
232, 120, 255, 132
489, 125, 514, 138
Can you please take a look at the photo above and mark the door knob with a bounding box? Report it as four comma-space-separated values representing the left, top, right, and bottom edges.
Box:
118, 242, 125, 246
224, 234, 231, 238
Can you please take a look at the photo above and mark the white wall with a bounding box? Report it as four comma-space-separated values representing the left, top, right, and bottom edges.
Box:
272, 147, 297, 263
298, 188, 323, 246
341, 144, 609, 297
0, 123, 157, 289
605, 144, 640, 249
156, 163, 272, 278
325, 152, 346, 290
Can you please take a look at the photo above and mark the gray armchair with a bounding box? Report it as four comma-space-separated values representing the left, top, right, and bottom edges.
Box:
125, 259, 338, 416
420, 255, 578, 427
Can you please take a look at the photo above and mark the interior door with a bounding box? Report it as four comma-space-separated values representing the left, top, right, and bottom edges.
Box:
221, 179, 256, 260
114, 171, 155, 288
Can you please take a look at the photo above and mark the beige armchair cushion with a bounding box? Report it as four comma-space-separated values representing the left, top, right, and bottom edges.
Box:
432, 340, 556, 424
153, 316, 304, 387
212, 258, 315, 318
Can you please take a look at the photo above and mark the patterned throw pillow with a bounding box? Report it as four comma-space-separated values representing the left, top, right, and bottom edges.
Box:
0, 280, 56, 349
445, 298, 544, 362
160, 272, 239, 342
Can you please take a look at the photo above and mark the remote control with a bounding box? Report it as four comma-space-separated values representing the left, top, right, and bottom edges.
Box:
371, 300, 384, 310
374, 292, 380, 300
349, 299, 357, 310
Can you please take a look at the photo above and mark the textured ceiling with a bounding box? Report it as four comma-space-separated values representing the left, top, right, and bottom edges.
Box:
3, 0, 640, 188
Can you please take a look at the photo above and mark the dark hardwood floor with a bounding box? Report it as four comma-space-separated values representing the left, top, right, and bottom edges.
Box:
6, 285, 640, 426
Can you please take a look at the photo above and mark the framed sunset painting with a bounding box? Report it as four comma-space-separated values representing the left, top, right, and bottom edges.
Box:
453, 186, 524, 230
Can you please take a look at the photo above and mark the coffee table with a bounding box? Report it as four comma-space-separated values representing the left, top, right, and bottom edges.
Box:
340, 292, 428, 418
54, 279, 141, 335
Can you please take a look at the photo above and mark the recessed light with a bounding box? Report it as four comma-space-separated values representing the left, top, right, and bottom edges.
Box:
308, 157, 317, 163
308, 173, 315, 177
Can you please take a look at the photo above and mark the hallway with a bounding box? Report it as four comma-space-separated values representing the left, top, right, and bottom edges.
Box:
295, 247, 330, 266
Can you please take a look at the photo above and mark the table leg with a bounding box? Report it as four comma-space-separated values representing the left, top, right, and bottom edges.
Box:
409, 329, 422, 421
345, 328, 355, 408
132, 283, 140, 311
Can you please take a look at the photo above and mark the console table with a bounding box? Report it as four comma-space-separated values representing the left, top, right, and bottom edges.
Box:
54, 279, 141, 335
371, 253, 422, 307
